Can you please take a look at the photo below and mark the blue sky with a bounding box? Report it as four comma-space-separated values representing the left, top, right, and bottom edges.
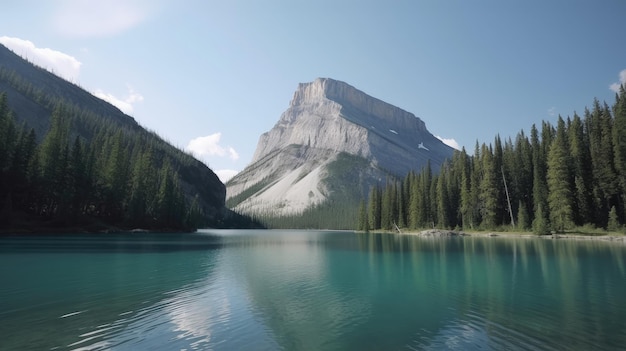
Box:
1, 0, 625, 182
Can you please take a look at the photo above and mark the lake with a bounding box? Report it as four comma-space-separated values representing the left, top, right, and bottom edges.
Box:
1, 230, 625, 350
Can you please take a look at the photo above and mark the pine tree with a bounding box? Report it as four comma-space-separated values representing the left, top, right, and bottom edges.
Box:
613, 85, 626, 223
421, 161, 432, 227
380, 182, 393, 230
532, 202, 550, 235
479, 143, 498, 228
156, 160, 176, 227
531, 124, 548, 224
588, 101, 619, 226
512, 131, 533, 227
39, 105, 70, 215
569, 113, 593, 225
459, 148, 473, 229
408, 172, 420, 229
104, 130, 129, 220
607, 206, 619, 232
492, 135, 505, 224
397, 179, 407, 228
547, 117, 574, 232
469, 142, 482, 228
517, 199, 530, 230
367, 186, 381, 230
128, 145, 152, 226
68, 136, 86, 216
436, 167, 449, 228
357, 199, 369, 231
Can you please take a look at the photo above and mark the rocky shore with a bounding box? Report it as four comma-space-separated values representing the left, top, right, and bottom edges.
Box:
404, 229, 626, 244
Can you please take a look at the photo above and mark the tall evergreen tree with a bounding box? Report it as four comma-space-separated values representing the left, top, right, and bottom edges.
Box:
367, 186, 381, 230
459, 148, 473, 229
613, 85, 626, 222
531, 124, 548, 223
39, 105, 70, 215
436, 167, 449, 228
357, 199, 369, 231
479, 143, 498, 228
568, 113, 593, 224
380, 182, 393, 230
532, 202, 550, 235
104, 130, 129, 220
408, 172, 420, 229
547, 117, 574, 232
588, 100, 619, 226
517, 199, 530, 230
512, 131, 533, 226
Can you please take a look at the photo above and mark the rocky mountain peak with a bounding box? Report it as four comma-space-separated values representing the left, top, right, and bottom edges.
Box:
227, 78, 454, 217
290, 78, 427, 131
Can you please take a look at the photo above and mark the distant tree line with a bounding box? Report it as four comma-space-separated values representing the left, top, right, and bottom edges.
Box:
360, 85, 626, 234
254, 198, 359, 230
0, 91, 215, 231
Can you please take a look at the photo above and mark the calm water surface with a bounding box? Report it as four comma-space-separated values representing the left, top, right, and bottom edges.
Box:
1, 230, 625, 350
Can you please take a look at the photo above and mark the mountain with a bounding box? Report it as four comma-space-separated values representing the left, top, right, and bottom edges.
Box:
226, 78, 454, 221
0, 43, 253, 230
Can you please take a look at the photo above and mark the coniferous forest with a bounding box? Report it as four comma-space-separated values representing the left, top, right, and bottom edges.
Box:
0, 91, 212, 231
360, 85, 626, 234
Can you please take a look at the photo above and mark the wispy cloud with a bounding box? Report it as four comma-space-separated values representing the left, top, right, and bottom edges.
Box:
52, 0, 154, 38
0, 36, 81, 82
609, 69, 626, 93
436, 136, 461, 150
547, 106, 557, 117
186, 133, 240, 162
93, 85, 144, 115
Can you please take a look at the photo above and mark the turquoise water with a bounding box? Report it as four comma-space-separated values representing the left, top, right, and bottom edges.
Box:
1, 230, 625, 350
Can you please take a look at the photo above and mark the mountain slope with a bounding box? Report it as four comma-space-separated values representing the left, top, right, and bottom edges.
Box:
227, 78, 454, 220
0, 43, 251, 230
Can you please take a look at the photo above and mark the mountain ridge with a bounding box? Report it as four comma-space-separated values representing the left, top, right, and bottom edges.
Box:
0, 43, 256, 230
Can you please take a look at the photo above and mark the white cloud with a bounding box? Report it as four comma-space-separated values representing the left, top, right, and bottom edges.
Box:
215, 169, 239, 183
186, 133, 240, 161
52, 0, 153, 38
436, 136, 461, 150
93, 85, 144, 115
547, 106, 557, 117
609, 69, 626, 93
0, 36, 81, 82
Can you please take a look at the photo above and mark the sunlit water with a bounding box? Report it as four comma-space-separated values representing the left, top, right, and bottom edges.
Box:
1, 230, 625, 350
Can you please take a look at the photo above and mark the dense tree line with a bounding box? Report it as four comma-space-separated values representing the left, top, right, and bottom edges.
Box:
0, 92, 207, 231
360, 86, 626, 234
256, 198, 359, 230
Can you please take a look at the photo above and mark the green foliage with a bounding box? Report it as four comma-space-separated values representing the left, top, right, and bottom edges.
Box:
226, 176, 272, 208
479, 143, 498, 228
0, 54, 259, 230
547, 117, 574, 233
368, 186, 381, 230
517, 200, 530, 230
532, 203, 551, 235
357, 199, 369, 232
0, 90, 229, 231
608, 206, 620, 232
360, 92, 625, 233
258, 197, 358, 230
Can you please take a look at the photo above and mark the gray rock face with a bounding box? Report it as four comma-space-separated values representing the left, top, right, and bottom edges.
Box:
227, 78, 454, 216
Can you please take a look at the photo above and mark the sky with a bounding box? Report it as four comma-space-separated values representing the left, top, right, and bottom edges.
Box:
1, 0, 625, 182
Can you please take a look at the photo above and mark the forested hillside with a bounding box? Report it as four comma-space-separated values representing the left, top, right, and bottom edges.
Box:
360, 86, 626, 234
0, 44, 260, 232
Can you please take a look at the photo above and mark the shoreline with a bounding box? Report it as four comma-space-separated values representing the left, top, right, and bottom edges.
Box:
377, 228, 626, 244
